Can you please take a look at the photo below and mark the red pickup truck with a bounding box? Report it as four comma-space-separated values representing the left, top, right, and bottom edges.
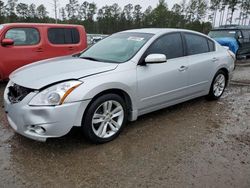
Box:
0, 23, 87, 80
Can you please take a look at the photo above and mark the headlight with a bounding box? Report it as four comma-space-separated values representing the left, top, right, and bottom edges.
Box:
29, 80, 82, 106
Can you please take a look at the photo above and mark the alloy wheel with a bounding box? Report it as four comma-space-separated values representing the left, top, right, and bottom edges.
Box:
213, 74, 226, 97
91, 100, 124, 138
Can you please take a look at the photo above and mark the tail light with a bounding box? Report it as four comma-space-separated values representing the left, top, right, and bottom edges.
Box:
227, 50, 236, 61
227, 50, 236, 70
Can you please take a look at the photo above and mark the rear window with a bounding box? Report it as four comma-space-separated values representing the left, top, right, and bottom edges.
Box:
5, 28, 40, 45
185, 33, 209, 55
208, 40, 215, 52
48, 28, 80, 44
208, 30, 237, 38
0, 25, 3, 30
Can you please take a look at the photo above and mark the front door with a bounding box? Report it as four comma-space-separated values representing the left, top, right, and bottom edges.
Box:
0, 27, 44, 78
136, 32, 189, 113
240, 30, 250, 57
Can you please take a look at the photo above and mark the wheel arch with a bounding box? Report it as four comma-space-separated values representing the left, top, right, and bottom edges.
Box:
89, 88, 133, 112
81, 88, 136, 125
217, 67, 229, 85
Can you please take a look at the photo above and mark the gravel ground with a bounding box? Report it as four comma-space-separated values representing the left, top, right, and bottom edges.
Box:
0, 65, 250, 188
232, 63, 250, 84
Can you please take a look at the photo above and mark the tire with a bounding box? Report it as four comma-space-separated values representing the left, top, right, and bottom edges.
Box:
207, 70, 227, 100
82, 94, 128, 144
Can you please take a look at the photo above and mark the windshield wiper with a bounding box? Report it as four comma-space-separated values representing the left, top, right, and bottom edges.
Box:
80, 56, 100, 62
80, 56, 120, 64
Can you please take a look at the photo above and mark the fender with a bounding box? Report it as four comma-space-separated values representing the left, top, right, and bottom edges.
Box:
65, 69, 139, 124
67, 81, 137, 111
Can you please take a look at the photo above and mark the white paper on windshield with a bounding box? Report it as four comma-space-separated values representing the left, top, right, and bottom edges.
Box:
229, 31, 236, 34
127, 37, 144, 42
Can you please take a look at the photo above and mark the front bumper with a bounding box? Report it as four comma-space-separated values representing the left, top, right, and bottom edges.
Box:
4, 85, 90, 142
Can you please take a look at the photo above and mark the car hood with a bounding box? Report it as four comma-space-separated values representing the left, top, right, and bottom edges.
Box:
10, 56, 118, 90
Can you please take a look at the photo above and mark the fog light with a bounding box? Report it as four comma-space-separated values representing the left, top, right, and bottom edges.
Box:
34, 126, 46, 135
28, 125, 46, 135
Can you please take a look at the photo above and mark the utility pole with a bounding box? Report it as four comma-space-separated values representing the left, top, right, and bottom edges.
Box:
53, 0, 59, 23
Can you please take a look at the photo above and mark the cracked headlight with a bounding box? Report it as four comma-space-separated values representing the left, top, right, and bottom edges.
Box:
29, 80, 82, 106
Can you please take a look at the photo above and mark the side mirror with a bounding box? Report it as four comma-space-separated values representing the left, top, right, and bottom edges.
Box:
1, 38, 14, 46
145, 54, 167, 64
236, 35, 242, 39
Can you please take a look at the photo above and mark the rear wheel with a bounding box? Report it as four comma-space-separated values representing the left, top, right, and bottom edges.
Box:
82, 94, 128, 144
207, 70, 227, 100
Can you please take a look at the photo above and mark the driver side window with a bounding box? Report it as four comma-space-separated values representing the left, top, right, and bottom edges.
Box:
146, 33, 184, 59
5, 28, 40, 46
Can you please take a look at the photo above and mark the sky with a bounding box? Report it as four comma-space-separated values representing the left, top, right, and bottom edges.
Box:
2, 0, 182, 18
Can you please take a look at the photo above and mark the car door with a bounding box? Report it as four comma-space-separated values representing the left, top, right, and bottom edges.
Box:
0, 26, 44, 78
136, 32, 189, 113
45, 27, 81, 58
183, 32, 215, 95
240, 29, 250, 56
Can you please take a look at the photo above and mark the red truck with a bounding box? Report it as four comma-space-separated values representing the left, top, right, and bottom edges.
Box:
0, 23, 87, 80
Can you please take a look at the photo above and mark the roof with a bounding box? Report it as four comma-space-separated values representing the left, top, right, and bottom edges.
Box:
121, 28, 209, 37
212, 25, 250, 30
1, 23, 83, 28
122, 28, 201, 34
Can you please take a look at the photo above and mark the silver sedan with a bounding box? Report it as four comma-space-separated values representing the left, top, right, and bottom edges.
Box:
4, 28, 235, 143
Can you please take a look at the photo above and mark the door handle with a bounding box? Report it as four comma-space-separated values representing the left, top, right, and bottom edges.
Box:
178, 66, 188, 72
36, 48, 44, 52
212, 57, 218, 62
68, 47, 74, 51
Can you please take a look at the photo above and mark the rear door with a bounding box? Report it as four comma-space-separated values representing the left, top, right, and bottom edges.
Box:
0, 26, 45, 78
183, 32, 216, 95
45, 27, 82, 58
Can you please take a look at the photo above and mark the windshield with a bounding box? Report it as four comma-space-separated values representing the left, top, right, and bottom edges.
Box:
80, 32, 153, 63
0, 25, 3, 30
208, 30, 237, 38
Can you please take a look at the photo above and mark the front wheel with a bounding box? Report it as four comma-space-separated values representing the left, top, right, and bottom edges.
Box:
207, 70, 227, 100
82, 94, 128, 144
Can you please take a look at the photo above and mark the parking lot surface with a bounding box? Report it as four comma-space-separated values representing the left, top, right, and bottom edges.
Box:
0, 65, 250, 188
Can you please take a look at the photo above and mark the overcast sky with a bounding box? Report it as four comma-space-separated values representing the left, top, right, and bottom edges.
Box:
2, 0, 182, 18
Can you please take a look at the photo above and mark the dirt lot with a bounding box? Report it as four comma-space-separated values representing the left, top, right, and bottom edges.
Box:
0, 65, 250, 188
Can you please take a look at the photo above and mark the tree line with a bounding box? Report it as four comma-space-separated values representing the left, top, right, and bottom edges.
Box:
0, 0, 249, 35
210, 0, 250, 27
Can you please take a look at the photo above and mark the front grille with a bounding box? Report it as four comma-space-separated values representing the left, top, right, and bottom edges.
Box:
8, 84, 34, 103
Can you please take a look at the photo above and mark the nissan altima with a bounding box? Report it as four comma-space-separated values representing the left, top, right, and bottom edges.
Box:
4, 28, 235, 143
